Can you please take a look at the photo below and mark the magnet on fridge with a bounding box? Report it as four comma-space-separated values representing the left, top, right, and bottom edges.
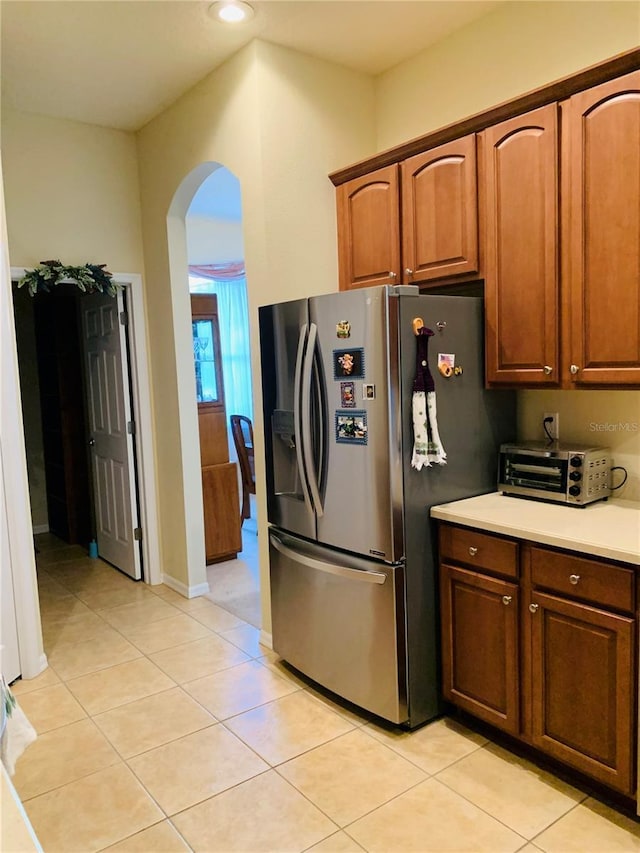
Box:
336, 320, 351, 339
333, 348, 365, 379
340, 381, 356, 407
335, 410, 368, 445
438, 353, 455, 378
363, 383, 376, 400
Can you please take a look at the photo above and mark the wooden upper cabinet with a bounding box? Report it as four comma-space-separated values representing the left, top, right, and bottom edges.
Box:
337, 165, 401, 291
483, 104, 560, 386
564, 70, 640, 386
401, 135, 479, 285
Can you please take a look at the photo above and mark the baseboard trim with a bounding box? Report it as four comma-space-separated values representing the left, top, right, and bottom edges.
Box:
161, 574, 210, 599
32, 524, 49, 535
259, 629, 273, 650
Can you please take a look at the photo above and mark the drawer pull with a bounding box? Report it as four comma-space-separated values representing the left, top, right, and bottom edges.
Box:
468, 546, 478, 556
529, 603, 539, 613
502, 595, 513, 606
569, 574, 580, 585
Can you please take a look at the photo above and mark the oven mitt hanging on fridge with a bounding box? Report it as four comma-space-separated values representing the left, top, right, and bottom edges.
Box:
411, 326, 446, 470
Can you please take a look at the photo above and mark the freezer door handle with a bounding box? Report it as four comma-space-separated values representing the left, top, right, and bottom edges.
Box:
293, 323, 313, 514
301, 322, 324, 517
271, 533, 386, 584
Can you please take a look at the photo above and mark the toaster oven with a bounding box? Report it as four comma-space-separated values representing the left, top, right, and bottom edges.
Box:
498, 442, 612, 506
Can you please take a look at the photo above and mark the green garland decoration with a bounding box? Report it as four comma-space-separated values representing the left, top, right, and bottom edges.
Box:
18, 259, 119, 297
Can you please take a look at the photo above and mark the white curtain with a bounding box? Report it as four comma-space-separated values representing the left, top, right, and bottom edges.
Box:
188, 275, 253, 424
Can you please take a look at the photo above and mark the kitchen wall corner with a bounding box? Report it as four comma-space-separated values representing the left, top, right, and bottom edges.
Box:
518, 389, 640, 502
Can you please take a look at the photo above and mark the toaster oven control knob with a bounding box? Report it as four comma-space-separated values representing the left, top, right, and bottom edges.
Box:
570, 456, 583, 467
569, 471, 582, 481
569, 485, 581, 497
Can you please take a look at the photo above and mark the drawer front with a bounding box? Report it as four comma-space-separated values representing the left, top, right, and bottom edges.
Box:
530, 546, 634, 612
439, 525, 518, 578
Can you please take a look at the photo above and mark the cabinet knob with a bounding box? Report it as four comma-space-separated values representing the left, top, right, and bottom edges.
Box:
389, 271, 397, 280
468, 546, 478, 556
543, 365, 553, 375
569, 574, 580, 585
570, 364, 580, 375
529, 603, 539, 613
405, 268, 414, 276
502, 595, 513, 606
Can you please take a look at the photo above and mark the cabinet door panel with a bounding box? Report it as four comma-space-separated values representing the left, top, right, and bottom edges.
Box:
402, 136, 478, 283
337, 165, 400, 291
530, 590, 634, 794
483, 105, 559, 385
440, 563, 519, 734
566, 70, 640, 385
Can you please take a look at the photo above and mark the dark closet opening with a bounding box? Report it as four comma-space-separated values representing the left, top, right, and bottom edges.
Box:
13, 284, 91, 546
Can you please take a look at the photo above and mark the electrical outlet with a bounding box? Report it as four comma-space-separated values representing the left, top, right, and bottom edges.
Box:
543, 412, 559, 440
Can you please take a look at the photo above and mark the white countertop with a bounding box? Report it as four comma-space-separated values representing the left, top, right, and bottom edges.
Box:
430, 493, 640, 565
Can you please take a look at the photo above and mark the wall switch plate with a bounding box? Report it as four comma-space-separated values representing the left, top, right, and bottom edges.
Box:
543, 412, 559, 440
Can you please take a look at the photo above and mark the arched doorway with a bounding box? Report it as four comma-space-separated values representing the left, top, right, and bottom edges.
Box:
168, 162, 260, 627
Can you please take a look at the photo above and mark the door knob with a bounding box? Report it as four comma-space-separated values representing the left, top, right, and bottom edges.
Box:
88, 438, 96, 446
570, 364, 580, 375
543, 365, 553, 375
502, 595, 512, 605
569, 574, 580, 585
529, 603, 539, 613
468, 546, 478, 556
405, 268, 414, 276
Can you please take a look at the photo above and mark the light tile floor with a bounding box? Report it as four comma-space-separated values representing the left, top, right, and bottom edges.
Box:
8, 534, 640, 852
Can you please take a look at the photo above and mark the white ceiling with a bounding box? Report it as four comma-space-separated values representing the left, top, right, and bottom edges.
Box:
1, 0, 503, 132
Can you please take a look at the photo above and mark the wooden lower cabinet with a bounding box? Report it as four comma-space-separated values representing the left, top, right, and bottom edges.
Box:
440, 563, 520, 734
439, 523, 637, 797
528, 589, 635, 795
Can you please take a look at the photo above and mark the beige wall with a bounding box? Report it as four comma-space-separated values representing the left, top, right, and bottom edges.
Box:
376, 0, 640, 502
518, 391, 640, 501
136, 41, 375, 618
375, 1, 640, 150
252, 41, 376, 302
137, 44, 264, 594
2, 109, 143, 272
2, 108, 145, 540
186, 215, 244, 265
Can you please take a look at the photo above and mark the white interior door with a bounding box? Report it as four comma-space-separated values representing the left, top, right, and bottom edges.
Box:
81, 290, 141, 579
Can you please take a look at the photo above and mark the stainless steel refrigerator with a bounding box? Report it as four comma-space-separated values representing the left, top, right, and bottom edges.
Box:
259, 285, 515, 728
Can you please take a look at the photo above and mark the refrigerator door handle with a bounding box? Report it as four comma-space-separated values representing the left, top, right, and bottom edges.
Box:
301, 322, 324, 517
293, 323, 313, 514
271, 533, 387, 585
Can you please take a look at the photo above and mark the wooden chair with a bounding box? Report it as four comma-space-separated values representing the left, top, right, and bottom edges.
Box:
230, 415, 255, 524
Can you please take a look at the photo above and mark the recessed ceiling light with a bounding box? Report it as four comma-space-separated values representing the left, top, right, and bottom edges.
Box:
208, 1, 255, 24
